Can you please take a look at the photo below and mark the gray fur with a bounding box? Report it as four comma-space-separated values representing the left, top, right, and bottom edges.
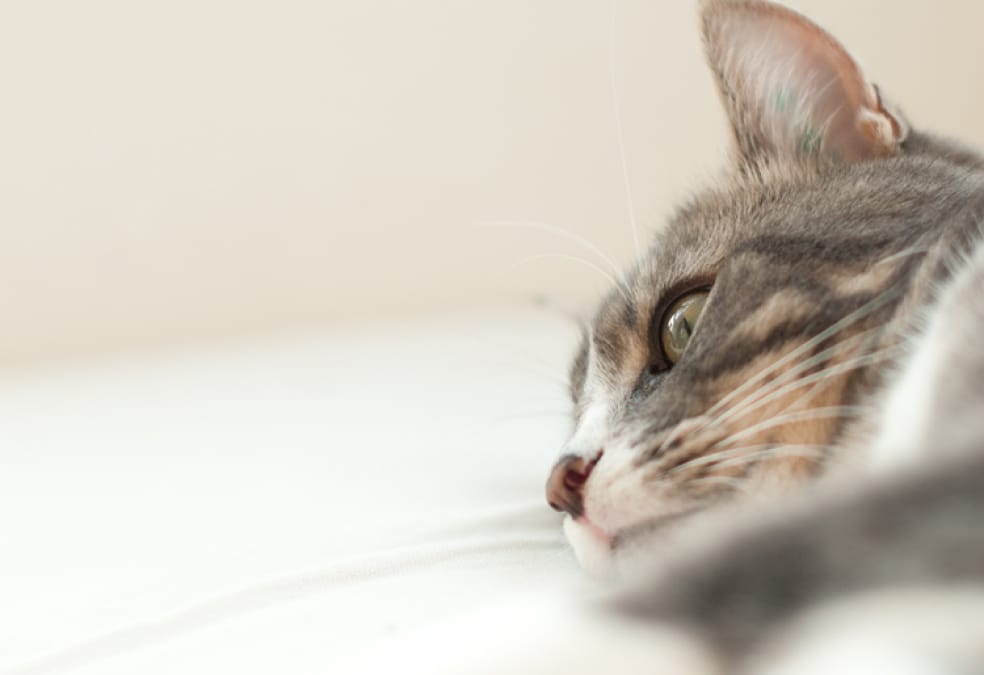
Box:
623, 452, 984, 659
551, 0, 984, 668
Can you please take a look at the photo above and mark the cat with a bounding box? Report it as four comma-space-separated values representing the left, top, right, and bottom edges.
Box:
546, 0, 984, 669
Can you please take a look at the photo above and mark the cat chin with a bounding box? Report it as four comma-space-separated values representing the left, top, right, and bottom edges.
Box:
563, 516, 619, 578
564, 510, 700, 579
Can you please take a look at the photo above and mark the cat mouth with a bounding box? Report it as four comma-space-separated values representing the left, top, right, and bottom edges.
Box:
565, 509, 702, 576
574, 515, 614, 546
610, 508, 700, 548
572, 507, 700, 550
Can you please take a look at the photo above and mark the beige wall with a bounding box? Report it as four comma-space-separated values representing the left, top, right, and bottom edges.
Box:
3, 0, 984, 366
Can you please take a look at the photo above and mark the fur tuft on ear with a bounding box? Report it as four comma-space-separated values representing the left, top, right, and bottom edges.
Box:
701, 0, 908, 165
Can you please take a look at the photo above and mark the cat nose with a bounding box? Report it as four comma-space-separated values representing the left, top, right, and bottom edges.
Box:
546, 452, 601, 517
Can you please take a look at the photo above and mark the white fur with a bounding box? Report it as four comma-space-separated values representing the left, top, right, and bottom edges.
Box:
757, 634, 954, 675
563, 516, 617, 578
564, 333, 616, 457
867, 324, 940, 472
868, 240, 984, 472
750, 588, 984, 675
563, 332, 677, 570
566, 396, 611, 457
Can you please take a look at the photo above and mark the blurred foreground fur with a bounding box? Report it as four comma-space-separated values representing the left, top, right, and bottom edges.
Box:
546, 1, 984, 671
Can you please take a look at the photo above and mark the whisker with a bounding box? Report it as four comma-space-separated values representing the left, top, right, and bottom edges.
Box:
715, 343, 903, 427
716, 448, 837, 476
685, 475, 752, 494
681, 329, 880, 448
482, 359, 572, 391
716, 340, 902, 445
667, 443, 830, 476
654, 417, 706, 455
513, 253, 633, 304
487, 340, 572, 377
708, 445, 833, 472
530, 295, 591, 332
701, 328, 875, 428
608, 0, 642, 257
704, 284, 903, 419
877, 244, 931, 267
708, 405, 866, 451
475, 220, 625, 279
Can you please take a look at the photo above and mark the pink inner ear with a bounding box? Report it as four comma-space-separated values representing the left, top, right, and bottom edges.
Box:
710, 2, 904, 161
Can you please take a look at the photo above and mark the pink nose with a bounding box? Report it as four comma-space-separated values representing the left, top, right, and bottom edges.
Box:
545, 452, 601, 517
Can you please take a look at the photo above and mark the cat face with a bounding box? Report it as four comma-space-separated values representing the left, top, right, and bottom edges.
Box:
547, 0, 979, 574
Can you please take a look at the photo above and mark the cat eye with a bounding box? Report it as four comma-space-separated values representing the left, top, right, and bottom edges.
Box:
660, 290, 709, 364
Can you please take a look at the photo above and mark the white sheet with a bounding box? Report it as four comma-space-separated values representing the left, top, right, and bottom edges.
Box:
0, 308, 633, 674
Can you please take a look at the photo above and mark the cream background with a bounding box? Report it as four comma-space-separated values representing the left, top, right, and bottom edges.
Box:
3, 0, 984, 366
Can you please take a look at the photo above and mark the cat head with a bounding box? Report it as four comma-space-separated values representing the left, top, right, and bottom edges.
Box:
547, 0, 981, 574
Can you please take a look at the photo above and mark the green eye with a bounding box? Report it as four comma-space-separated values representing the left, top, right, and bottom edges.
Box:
660, 291, 708, 364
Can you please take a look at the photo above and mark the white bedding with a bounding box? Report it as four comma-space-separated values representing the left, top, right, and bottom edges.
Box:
1, 308, 659, 674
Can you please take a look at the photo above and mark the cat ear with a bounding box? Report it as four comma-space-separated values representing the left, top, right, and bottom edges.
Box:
701, 0, 909, 165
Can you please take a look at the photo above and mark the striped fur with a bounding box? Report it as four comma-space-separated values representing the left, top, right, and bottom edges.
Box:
565, 139, 984, 567
554, 0, 984, 669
